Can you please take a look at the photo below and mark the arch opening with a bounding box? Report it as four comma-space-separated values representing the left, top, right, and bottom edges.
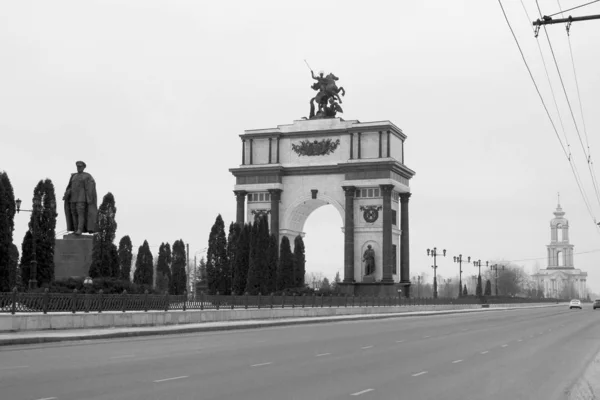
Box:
284, 200, 344, 288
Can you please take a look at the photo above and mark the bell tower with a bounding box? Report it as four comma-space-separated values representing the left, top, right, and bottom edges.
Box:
547, 195, 574, 269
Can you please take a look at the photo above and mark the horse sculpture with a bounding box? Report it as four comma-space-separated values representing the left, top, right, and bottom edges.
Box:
309, 72, 346, 119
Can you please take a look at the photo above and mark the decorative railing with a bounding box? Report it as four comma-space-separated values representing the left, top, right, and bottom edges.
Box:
0, 289, 560, 315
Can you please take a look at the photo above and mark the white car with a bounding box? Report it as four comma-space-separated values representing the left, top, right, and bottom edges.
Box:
569, 299, 582, 310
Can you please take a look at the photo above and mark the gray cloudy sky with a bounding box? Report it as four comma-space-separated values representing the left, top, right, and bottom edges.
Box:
2, 1, 600, 292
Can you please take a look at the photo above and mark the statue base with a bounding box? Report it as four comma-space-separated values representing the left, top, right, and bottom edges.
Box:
337, 282, 403, 297
54, 234, 94, 280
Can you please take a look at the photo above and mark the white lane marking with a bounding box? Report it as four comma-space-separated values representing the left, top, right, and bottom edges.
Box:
395, 340, 405, 343
316, 353, 331, 357
153, 375, 189, 383
361, 346, 374, 349
0, 365, 29, 370
423, 335, 431, 338
351, 389, 374, 396
250, 362, 273, 367
452, 359, 463, 364
501, 344, 508, 348
110, 355, 135, 359
517, 339, 523, 342
481, 351, 489, 354
35, 398, 57, 400
412, 371, 428, 377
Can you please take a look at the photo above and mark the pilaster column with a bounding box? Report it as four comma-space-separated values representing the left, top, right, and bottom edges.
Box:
268, 189, 282, 246
400, 193, 411, 292
242, 140, 246, 165
268, 138, 272, 164
342, 186, 356, 283
233, 190, 247, 225
380, 184, 394, 283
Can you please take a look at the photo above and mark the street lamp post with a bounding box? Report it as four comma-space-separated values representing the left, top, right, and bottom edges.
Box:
427, 247, 446, 299
489, 264, 505, 296
473, 259, 488, 296
453, 254, 470, 297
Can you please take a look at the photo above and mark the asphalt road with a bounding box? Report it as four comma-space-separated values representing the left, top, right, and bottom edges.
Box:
1, 306, 599, 400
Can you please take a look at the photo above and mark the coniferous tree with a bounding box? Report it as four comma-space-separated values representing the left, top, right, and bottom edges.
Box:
293, 235, 306, 288
246, 216, 270, 295
484, 279, 492, 296
463, 284, 468, 296
245, 218, 262, 295
90, 193, 118, 278
133, 240, 153, 286
265, 233, 279, 294
0, 174, 15, 292
321, 277, 331, 292
156, 242, 172, 290
232, 224, 251, 294
118, 235, 133, 281
476, 276, 483, 296
206, 215, 228, 294
223, 223, 241, 294
257, 216, 270, 294
198, 257, 207, 283
276, 235, 294, 291
20, 231, 33, 286
19, 179, 58, 288
332, 271, 341, 293
170, 239, 187, 295
8, 244, 19, 290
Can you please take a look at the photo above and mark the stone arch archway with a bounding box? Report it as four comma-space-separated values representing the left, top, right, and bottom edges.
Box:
230, 118, 415, 296
281, 192, 345, 242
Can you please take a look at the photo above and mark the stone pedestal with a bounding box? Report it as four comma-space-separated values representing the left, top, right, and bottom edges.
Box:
338, 282, 402, 297
54, 234, 94, 279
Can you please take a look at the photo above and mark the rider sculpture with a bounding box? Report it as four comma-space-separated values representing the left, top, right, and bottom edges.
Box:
309, 70, 345, 119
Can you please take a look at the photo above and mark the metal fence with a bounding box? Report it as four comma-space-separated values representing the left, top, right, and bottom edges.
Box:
0, 289, 560, 315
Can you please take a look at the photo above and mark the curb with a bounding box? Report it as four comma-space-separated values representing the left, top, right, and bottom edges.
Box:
0, 304, 561, 347
567, 348, 600, 400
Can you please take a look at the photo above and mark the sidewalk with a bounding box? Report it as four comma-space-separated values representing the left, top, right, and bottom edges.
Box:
0, 304, 561, 347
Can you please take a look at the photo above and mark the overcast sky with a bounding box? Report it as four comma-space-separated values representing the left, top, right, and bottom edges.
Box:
2, 1, 600, 293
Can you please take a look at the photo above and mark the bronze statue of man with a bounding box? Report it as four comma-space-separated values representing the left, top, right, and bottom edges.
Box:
363, 245, 375, 276
63, 161, 98, 235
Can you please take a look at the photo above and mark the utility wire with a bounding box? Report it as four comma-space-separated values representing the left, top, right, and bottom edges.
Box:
501, 0, 597, 227
535, 0, 599, 224
547, 0, 600, 17
497, 0, 569, 160
557, 0, 600, 210
500, 247, 600, 263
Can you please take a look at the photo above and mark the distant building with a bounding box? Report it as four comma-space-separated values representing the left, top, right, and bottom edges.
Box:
532, 201, 587, 299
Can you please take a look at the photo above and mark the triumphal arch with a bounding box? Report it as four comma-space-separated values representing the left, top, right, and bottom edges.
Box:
229, 72, 415, 296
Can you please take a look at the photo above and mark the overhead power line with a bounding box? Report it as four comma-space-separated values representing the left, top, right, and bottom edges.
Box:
498, 0, 599, 228
547, 0, 600, 17
497, 0, 568, 159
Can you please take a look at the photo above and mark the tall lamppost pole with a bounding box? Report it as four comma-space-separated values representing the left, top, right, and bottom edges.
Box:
453, 254, 470, 297
15, 198, 42, 290
473, 259, 488, 295
427, 247, 446, 299
489, 264, 505, 296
